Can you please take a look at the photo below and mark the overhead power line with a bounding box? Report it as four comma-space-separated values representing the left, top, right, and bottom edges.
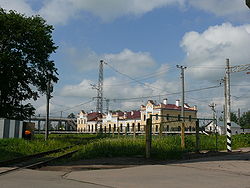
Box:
104, 62, 171, 93
104, 66, 176, 87
49, 99, 93, 115
109, 85, 222, 101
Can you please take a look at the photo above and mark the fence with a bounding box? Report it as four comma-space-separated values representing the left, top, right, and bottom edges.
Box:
145, 114, 218, 158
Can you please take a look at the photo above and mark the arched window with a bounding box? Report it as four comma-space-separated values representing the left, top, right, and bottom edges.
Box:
120, 124, 123, 132
127, 123, 130, 132
138, 123, 140, 131
109, 124, 111, 132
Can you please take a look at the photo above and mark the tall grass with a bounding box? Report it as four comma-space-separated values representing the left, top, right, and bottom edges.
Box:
73, 134, 250, 160
0, 134, 100, 161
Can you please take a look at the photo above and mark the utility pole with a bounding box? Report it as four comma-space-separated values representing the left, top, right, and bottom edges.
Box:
177, 65, 187, 149
225, 59, 250, 152
238, 108, 241, 127
38, 114, 41, 134
105, 99, 110, 114
225, 59, 232, 152
45, 80, 50, 141
209, 102, 218, 150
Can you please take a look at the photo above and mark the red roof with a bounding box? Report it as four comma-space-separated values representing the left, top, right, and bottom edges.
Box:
87, 112, 103, 121
160, 103, 195, 111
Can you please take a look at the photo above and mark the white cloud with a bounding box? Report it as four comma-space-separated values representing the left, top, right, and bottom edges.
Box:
1, 0, 249, 25
37, 0, 185, 24
60, 79, 95, 98
181, 23, 250, 81
0, 0, 34, 16
189, 0, 250, 20
64, 47, 157, 77
104, 49, 156, 76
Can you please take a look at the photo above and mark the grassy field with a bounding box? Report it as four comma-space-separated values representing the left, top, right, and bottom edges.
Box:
1, 134, 249, 162
73, 134, 250, 160
0, 134, 100, 161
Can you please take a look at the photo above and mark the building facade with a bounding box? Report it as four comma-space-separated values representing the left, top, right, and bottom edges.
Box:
77, 99, 197, 134
140, 99, 197, 133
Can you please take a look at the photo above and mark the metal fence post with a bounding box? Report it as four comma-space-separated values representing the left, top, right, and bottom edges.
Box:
195, 119, 200, 153
146, 117, 152, 159
125, 126, 127, 137
159, 123, 163, 137
133, 125, 136, 138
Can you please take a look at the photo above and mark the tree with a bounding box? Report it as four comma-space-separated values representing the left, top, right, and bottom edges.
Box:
67, 113, 76, 119
240, 111, 250, 128
0, 9, 58, 120
230, 112, 238, 123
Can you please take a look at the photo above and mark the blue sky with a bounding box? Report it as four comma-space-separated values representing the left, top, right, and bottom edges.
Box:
1, 0, 250, 118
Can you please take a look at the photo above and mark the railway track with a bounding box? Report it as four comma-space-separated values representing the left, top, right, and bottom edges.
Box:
0, 146, 79, 176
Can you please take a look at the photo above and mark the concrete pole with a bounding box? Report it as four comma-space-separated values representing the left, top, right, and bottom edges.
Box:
177, 65, 187, 149
225, 59, 232, 152
195, 120, 200, 153
45, 80, 50, 141
238, 108, 241, 127
38, 114, 41, 134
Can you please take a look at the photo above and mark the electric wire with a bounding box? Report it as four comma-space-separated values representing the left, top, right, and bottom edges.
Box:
104, 62, 171, 93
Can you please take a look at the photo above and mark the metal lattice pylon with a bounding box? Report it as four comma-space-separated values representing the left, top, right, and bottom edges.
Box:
96, 60, 104, 114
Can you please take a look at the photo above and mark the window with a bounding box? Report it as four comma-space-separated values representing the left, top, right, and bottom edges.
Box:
127, 123, 130, 132
178, 114, 181, 121
132, 123, 135, 132
91, 125, 93, 132
144, 115, 146, 121
156, 114, 158, 120
167, 114, 169, 120
120, 124, 123, 132
189, 115, 192, 121
156, 125, 158, 132
138, 123, 140, 131
109, 124, 111, 132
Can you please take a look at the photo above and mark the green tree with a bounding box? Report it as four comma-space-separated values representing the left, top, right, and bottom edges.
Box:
0, 9, 58, 120
240, 111, 250, 128
67, 113, 76, 119
230, 112, 238, 123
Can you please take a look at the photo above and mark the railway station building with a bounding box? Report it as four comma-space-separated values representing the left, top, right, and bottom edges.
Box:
77, 99, 197, 134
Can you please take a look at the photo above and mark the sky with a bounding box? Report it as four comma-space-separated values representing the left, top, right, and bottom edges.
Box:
1, 0, 250, 118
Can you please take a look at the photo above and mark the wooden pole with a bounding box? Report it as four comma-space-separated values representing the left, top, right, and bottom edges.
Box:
146, 117, 152, 159
195, 120, 200, 153
112, 127, 114, 137
159, 123, 163, 137
133, 124, 136, 138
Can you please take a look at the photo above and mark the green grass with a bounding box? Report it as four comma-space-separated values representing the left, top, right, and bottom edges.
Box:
73, 134, 250, 160
0, 134, 101, 161
1, 134, 249, 162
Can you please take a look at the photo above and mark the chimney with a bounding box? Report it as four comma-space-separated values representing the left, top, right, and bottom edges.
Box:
193, 105, 197, 111
163, 98, 168, 105
176, 100, 180, 107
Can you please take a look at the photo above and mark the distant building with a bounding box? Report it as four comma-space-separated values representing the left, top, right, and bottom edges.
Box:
102, 110, 141, 133
77, 110, 103, 133
140, 99, 197, 133
77, 99, 197, 134
205, 121, 250, 135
